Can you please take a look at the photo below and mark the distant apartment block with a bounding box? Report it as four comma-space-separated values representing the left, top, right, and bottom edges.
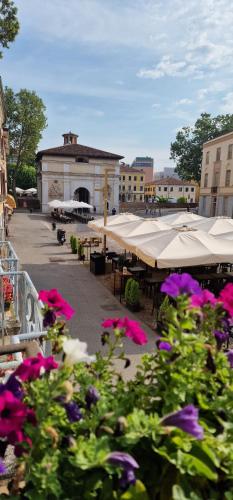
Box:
199, 131, 233, 217
145, 177, 196, 203
131, 156, 154, 182
119, 166, 145, 202
155, 167, 179, 179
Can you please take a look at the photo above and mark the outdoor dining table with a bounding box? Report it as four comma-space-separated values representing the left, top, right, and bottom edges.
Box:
128, 266, 146, 278
112, 256, 120, 272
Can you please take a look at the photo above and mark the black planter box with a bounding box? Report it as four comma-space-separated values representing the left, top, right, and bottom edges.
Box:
90, 253, 105, 275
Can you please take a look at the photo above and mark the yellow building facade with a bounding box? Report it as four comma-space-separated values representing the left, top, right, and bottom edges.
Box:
119, 167, 145, 202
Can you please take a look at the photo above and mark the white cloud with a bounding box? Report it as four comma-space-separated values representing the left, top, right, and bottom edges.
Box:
175, 98, 192, 106
152, 103, 160, 108
220, 93, 233, 114
138, 56, 202, 80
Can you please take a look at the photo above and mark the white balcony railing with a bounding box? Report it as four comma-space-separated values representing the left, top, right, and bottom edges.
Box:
0, 270, 46, 342
0, 240, 18, 273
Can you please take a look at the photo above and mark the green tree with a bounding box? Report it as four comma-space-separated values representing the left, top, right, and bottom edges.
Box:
0, 0, 19, 57
7, 164, 36, 190
5, 87, 47, 193
170, 113, 233, 183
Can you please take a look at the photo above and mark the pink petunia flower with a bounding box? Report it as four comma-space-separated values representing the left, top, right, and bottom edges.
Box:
191, 289, 217, 308
219, 283, 233, 317
102, 317, 148, 345
38, 289, 75, 320
0, 391, 29, 437
15, 353, 58, 382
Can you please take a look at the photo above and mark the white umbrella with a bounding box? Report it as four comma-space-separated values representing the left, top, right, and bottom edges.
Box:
79, 201, 93, 209
216, 232, 233, 241
130, 227, 233, 268
159, 212, 203, 226
61, 200, 83, 209
186, 216, 233, 235
16, 187, 24, 194
104, 218, 170, 251
48, 200, 63, 208
88, 213, 141, 233
25, 188, 37, 194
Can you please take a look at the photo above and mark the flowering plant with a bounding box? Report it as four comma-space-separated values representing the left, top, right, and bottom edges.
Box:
1, 278, 233, 498
2, 276, 13, 306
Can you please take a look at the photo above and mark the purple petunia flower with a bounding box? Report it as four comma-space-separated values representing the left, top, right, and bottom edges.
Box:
85, 386, 100, 410
0, 459, 6, 474
107, 452, 139, 490
161, 404, 203, 439
214, 330, 229, 348
161, 273, 201, 298
43, 309, 57, 328
158, 341, 172, 352
64, 401, 82, 423
227, 350, 233, 368
0, 374, 23, 400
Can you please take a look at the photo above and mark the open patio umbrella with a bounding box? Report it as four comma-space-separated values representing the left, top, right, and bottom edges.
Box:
159, 212, 203, 226
128, 227, 233, 268
88, 213, 141, 233
60, 200, 83, 209
48, 200, 63, 208
25, 188, 37, 193
186, 216, 233, 235
15, 187, 24, 194
104, 218, 170, 251
79, 201, 93, 209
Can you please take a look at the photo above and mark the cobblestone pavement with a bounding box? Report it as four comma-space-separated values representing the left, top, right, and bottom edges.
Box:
9, 212, 156, 364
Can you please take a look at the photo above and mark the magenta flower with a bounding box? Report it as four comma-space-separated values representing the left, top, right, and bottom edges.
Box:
39, 289, 75, 320
158, 341, 172, 352
107, 451, 139, 490
0, 459, 6, 474
191, 289, 217, 308
161, 405, 203, 439
219, 283, 233, 317
15, 353, 58, 382
161, 273, 201, 298
102, 317, 148, 345
0, 391, 29, 437
8, 430, 33, 457
227, 350, 233, 368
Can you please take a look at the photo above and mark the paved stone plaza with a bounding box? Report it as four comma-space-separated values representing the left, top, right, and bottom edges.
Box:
9, 212, 156, 361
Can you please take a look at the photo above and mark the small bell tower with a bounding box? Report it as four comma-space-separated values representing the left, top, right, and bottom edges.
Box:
62, 132, 78, 145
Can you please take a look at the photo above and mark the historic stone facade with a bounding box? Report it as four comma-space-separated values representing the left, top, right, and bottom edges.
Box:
36, 132, 124, 214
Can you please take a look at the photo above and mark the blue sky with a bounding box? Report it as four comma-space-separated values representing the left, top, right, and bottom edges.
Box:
1, 0, 233, 170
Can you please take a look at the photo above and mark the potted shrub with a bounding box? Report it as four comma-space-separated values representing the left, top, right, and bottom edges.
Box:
2, 276, 13, 311
71, 236, 78, 254
77, 240, 85, 261
125, 277, 140, 312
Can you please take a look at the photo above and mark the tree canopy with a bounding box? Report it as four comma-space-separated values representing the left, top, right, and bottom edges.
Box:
7, 164, 37, 191
0, 0, 19, 57
4, 87, 47, 192
170, 113, 233, 183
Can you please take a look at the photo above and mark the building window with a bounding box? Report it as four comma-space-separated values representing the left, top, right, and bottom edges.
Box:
206, 151, 209, 164
190, 198, 193, 202
140, 176, 143, 181
140, 195, 143, 201
128, 194, 131, 201
204, 173, 208, 188
128, 185, 131, 191
158, 187, 161, 191
216, 147, 221, 161
170, 187, 173, 192
140, 186, 143, 191
119, 176, 121, 181
134, 194, 136, 201
134, 186, 136, 191
223, 197, 229, 216
122, 186, 125, 191
191, 187, 194, 192
134, 176, 137, 181
202, 196, 206, 213
225, 169, 231, 187
185, 187, 189, 192
164, 187, 167, 192
123, 176, 125, 181
228, 144, 233, 160
128, 175, 131, 180
179, 187, 182, 192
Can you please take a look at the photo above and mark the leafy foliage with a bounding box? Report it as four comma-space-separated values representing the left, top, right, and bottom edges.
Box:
125, 278, 140, 306
170, 113, 233, 182
177, 197, 187, 204
4, 87, 47, 193
3, 280, 233, 499
7, 164, 36, 190
0, 0, 19, 58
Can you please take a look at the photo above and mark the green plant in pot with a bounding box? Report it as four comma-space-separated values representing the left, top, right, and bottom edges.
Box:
70, 235, 74, 247
71, 236, 78, 254
125, 277, 140, 312
78, 240, 85, 261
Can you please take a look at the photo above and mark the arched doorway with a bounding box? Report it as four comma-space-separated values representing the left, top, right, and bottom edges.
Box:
74, 187, 90, 204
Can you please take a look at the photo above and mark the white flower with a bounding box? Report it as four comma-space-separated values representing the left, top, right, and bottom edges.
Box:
63, 338, 96, 365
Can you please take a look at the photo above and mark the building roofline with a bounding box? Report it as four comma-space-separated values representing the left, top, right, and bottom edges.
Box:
145, 177, 196, 186
203, 130, 233, 147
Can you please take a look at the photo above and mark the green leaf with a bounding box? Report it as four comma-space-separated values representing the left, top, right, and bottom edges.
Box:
120, 480, 149, 499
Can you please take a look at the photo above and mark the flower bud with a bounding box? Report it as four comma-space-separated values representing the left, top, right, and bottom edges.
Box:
62, 381, 73, 402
